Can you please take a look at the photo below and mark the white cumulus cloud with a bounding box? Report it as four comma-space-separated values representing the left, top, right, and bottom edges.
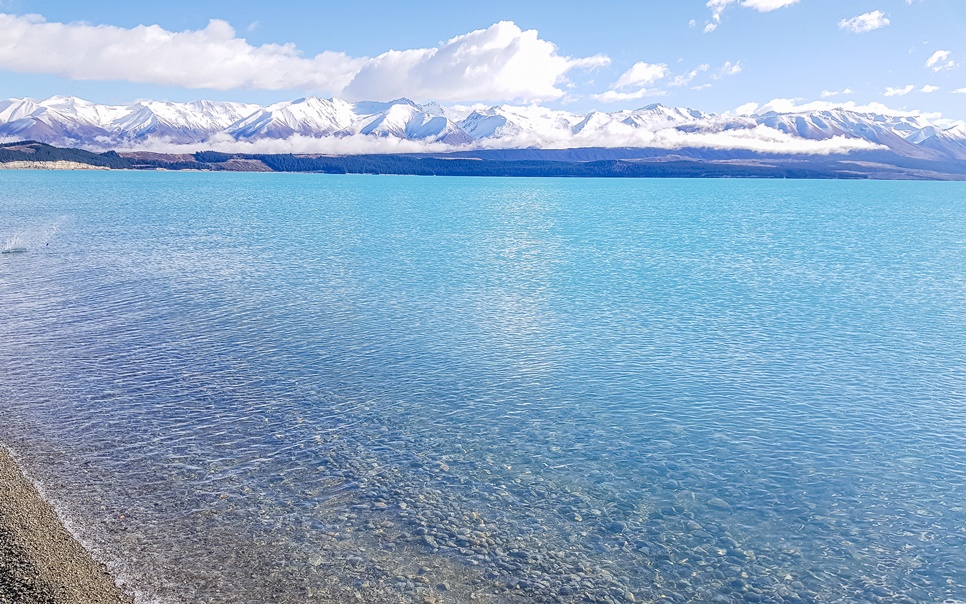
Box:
110, 124, 881, 157
110, 132, 458, 156
670, 64, 710, 87
0, 14, 608, 103
704, 0, 737, 32
747, 98, 942, 121
487, 126, 878, 155
714, 61, 743, 79
343, 21, 609, 103
920, 85, 939, 93
592, 89, 662, 103
0, 14, 361, 91
612, 62, 670, 89
741, 0, 800, 12
839, 11, 890, 33
734, 102, 761, 115
594, 61, 670, 103
599, 59, 738, 101
821, 88, 854, 98
704, 0, 798, 32
884, 85, 915, 97
924, 50, 957, 72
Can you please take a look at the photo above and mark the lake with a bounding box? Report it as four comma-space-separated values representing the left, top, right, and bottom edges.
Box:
1, 171, 964, 604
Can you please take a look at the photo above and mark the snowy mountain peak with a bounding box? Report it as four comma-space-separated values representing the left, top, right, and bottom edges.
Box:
421, 102, 446, 117
0, 98, 44, 123
352, 98, 419, 115
944, 124, 966, 140
1, 95, 965, 161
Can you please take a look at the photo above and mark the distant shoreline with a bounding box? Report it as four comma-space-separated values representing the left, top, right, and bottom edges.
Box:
0, 446, 132, 604
0, 160, 110, 170
2, 140, 966, 180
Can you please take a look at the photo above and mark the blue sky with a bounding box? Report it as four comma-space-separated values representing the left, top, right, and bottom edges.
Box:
1, 0, 964, 119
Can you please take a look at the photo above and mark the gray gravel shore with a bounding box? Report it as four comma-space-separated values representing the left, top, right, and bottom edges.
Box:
0, 447, 132, 604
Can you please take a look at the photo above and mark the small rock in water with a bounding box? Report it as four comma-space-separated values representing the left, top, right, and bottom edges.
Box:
308, 553, 323, 567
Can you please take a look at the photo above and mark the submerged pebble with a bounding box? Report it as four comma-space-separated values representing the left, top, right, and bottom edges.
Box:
2, 177, 965, 604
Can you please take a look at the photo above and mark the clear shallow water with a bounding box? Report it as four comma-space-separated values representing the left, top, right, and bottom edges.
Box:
0, 172, 965, 604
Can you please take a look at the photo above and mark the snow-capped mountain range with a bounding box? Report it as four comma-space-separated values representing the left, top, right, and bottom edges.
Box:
2, 95, 966, 160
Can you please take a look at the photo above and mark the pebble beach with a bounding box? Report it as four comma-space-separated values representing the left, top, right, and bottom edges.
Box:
0, 447, 131, 604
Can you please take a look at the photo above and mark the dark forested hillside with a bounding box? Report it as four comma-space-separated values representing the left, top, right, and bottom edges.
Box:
0, 141, 134, 168
2, 140, 964, 180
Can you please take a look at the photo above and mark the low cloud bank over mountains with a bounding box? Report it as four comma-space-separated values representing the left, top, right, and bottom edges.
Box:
2, 95, 966, 161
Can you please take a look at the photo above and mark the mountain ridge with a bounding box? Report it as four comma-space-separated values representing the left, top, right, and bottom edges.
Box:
2, 96, 966, 162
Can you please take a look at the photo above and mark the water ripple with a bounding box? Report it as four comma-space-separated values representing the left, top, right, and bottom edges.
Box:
1, 173, 965, 603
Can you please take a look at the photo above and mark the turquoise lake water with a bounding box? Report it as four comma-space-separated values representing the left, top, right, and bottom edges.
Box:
0, 172, 964, 604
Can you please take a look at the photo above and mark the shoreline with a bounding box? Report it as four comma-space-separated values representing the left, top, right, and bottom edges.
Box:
0, 160, 111, 170
3, 140, 966, 180
0, 446, 133, 604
